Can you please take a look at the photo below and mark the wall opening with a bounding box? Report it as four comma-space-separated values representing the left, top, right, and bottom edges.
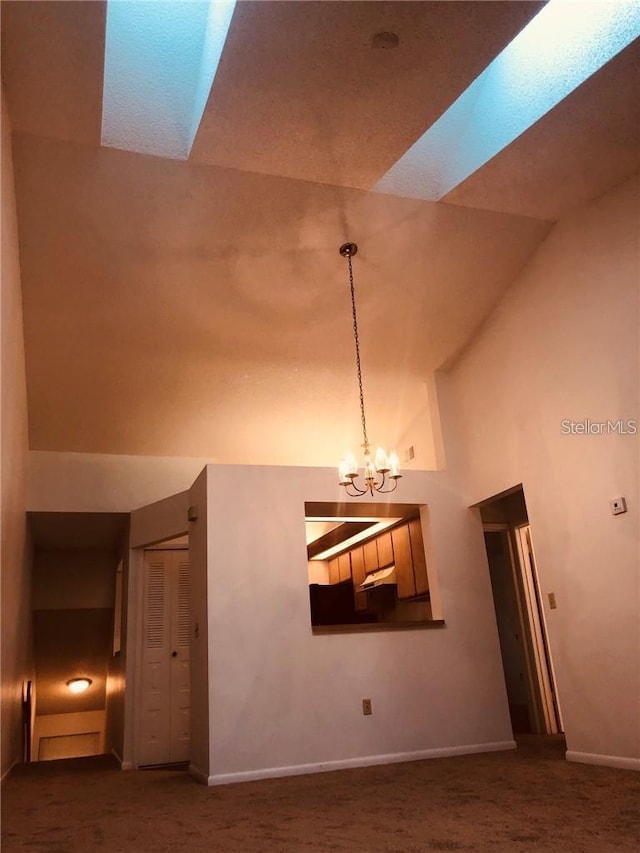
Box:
477, 487, 563, 737
26, 511, 129, 762
305, 501, 444, 631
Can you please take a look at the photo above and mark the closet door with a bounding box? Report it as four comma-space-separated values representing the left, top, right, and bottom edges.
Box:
140, 550, 190, 766
169, 553, 191, 762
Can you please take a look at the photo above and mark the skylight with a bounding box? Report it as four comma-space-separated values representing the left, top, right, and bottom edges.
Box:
373, 0, 640, 201
101, 0, 236, 159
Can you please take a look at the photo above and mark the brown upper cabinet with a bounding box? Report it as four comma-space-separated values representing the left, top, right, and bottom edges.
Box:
377, 532, 394, 568
328, 557, 340, 585
328, 551, 352, 585
363, 539, 379, 574
350, 546, 368, 612
391, 518, 429, 600
325, 517, 428, 602
409, 518, 429, 596
338, 552, 352, 583
391, 523, 416, 599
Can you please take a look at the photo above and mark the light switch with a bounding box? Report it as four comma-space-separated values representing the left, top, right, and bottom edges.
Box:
548, 592, 557, 610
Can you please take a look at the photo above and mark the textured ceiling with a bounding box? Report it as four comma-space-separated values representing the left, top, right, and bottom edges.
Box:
0, 0, 105, 145
189, 1, 542, 188
443, 37, 640, 220
12, 133, 548, 460
2, 1, 638, 465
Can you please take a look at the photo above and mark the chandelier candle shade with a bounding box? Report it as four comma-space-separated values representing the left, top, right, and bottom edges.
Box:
337, 243, 401, 497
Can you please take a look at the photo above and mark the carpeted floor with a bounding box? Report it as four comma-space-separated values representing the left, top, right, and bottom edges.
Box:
2, 737, 638, 852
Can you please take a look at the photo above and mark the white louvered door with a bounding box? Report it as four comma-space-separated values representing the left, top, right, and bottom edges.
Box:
170, 554, 191, 761
140, 550, 190, 766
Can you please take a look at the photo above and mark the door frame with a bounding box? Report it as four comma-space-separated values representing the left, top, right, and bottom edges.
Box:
483, 521, 562, 735
513, 524, 563, 734
123, 491, 190, 770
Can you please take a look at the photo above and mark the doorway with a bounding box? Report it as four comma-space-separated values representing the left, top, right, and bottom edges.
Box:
26, 511, 129, 762
479, 488, 563, 736
138, 543, 190, 767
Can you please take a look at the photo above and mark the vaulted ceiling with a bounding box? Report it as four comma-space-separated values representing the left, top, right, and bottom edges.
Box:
2, 1, 638, 467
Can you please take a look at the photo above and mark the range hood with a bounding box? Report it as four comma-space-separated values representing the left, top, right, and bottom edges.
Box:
359, 565, 396, 590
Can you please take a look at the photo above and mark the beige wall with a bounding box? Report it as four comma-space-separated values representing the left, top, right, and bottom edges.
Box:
194, 464, 513, 785
32, 710, 106, 761
439, 175, 640, 769
1, 85, 32, 778
33, 549, 117, 611
31, 548, 117, 731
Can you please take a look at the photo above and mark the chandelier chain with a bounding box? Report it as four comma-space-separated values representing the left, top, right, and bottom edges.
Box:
347, 251, 369, 450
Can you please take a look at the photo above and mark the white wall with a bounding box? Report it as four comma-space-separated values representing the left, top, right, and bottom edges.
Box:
1, 84, 32, 778
28, 451, 216, 513
129, 490, 189, 547
439, 176, 640, 769
196, 464, 513, 785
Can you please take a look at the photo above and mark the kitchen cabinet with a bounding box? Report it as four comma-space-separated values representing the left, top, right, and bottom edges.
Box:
391, 524, 417, 599
328, 553, 351, 585
338, 552, 352, 583
327, 518, 427, 601
391, 519, 429, 600
328, 557, 340, 585
377, 532, 394, 567
409, 518, 429, 595
350, 546, 368, 612
363, 539, 379, 573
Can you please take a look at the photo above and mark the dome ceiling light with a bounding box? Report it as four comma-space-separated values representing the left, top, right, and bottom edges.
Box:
66, 678, 92, 694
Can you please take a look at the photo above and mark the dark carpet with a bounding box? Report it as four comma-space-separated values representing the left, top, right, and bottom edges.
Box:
2, 737, 639, 852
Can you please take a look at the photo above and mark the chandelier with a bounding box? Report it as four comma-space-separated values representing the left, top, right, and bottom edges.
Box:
337, 243, 401, 497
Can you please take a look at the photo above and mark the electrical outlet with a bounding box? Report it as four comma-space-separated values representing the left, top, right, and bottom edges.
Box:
362, 698, 372, 716
548, 592, 557, 610
611, 497, 627, 516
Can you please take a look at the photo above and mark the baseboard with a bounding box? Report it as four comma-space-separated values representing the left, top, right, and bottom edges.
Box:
566, 750, 640, 772
110, 748, 133, 770
1, 758, 19, 785
205, 740, 516, 786
189, 762, 210, 784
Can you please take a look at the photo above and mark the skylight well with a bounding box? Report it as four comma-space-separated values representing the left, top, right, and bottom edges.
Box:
101, 0, 236, 159
373, 0, 640, 201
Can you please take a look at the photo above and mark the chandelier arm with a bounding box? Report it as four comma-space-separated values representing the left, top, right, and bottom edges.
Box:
375, 478, 399, 495
346, 251, 369, 449
344, 480, 368, 497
